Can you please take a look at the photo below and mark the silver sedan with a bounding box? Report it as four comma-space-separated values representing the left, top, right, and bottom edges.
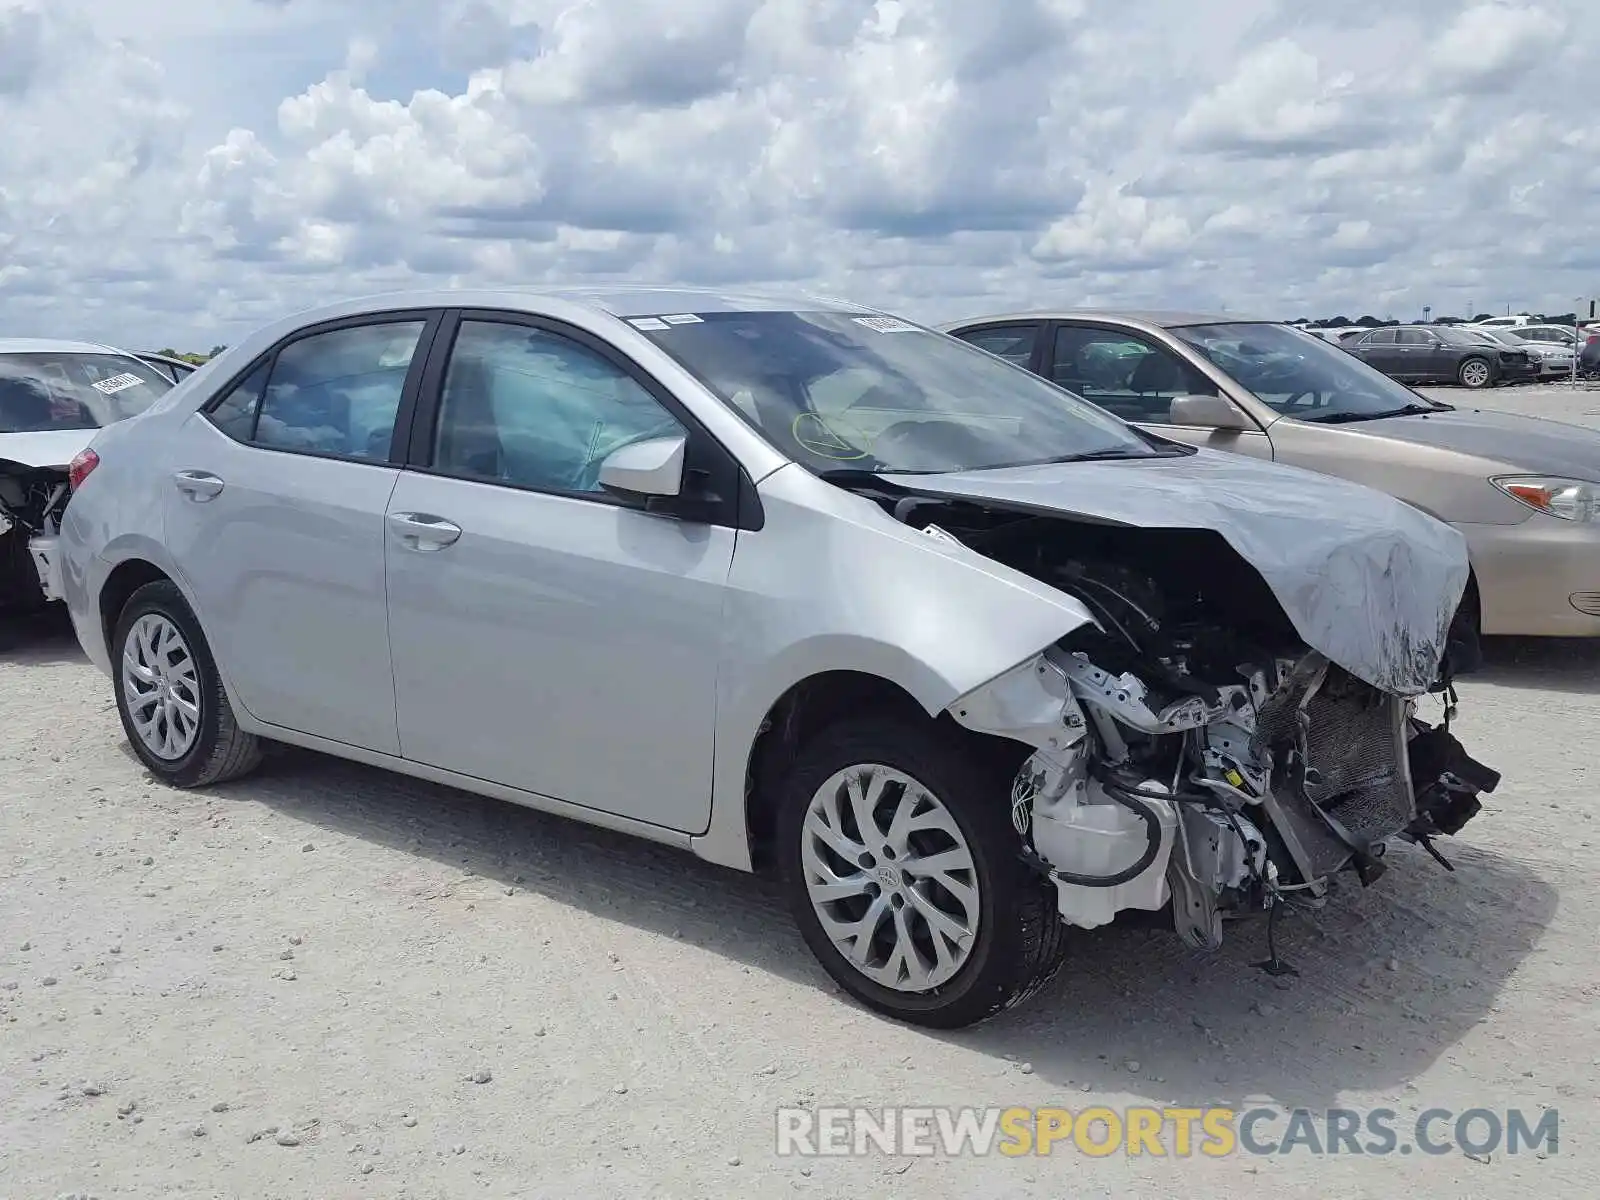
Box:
56, 288, 1497, 1027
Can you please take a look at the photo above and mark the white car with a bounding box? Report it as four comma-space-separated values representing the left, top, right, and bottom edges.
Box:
54, 288, 1498, 1027
1, 339, 176, 612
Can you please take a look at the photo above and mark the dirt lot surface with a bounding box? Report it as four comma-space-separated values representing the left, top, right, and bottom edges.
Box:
2, 383, 1597, 1198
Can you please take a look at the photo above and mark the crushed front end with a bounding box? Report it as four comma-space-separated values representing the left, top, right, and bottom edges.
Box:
955, 633, 1498, 949
0, 462, 70, 608
836, 457, 1498, 950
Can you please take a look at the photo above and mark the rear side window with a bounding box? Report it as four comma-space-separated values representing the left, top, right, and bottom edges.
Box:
955, 324, 1039, 367
206, 363, 268, 441
203, 320, 426, 462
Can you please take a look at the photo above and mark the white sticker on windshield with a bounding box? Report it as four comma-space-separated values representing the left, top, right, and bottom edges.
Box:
89, 372, 144, 395
629, 317, 669, 330
660, 313, 703, 324
853, 315, 919, 333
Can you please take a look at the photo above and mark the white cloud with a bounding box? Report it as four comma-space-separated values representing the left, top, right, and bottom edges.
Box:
1, 0, 1597, 349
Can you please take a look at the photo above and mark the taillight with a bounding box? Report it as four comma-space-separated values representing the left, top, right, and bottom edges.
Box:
68, 448, 100, 491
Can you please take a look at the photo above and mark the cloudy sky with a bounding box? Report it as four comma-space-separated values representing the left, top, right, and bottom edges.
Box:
1, 0, 1595, 350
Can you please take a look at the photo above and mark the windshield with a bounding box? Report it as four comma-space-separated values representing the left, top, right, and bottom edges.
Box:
1172, 322, 1444, 422
632, 310, 1166, 474
0, 351, 173, 434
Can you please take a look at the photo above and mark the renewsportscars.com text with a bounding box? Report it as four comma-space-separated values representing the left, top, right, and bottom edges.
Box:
774, 1105, 1559, 1158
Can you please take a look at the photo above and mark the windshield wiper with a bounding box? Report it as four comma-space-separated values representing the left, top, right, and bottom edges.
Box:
1305, 402, 1439, 424
1035, 446, 1182, 464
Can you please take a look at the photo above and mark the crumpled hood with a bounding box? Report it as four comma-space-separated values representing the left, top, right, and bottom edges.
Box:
884, 447, 1470, 696
1349, 407, 1600, 480
0, 428, 96, 470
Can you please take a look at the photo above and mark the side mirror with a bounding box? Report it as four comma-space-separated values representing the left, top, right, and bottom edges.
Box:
1168, 394, 1251, 430
598, 435, 686, 500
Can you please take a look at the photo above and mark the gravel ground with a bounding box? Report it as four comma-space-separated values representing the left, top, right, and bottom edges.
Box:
2, 382, 1596, 1198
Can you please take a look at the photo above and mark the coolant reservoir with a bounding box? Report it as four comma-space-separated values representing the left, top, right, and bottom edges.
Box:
1032, 780, 1179, 930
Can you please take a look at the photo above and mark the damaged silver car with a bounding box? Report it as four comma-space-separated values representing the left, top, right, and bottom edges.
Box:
1, 340, 176, 613
56, 289, 1497, 1028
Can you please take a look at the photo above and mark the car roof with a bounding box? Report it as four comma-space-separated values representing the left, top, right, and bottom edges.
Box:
942, 308, 1270, 331
281, 285, 879, 327
0, 337, 130, 356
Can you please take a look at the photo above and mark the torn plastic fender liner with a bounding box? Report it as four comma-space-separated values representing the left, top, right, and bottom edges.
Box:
886, 448, 1472, 697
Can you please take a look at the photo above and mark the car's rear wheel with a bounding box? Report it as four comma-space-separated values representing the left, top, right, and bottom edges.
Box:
1458, 356, 1492, 389
776, 716, 1067, 1029
112, 580, 262, 788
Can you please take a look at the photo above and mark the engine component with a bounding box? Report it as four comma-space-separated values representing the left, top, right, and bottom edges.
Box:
1032, 777, 1178, 930
1167, 808, 1267, 950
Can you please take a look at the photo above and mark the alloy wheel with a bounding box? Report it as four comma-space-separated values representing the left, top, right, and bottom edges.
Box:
1460, 359, 1490, 388
800, 764, 981, 991
120, 613, 202, 761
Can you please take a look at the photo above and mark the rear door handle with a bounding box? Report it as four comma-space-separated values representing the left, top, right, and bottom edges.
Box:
387, 511, 462, 550
173, 470, 225, 500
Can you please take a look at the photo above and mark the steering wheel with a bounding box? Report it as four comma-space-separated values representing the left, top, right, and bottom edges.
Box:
572, 419, 685, 492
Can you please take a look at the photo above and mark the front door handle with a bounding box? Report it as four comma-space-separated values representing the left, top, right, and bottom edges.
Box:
173, 470, 225, 500
387, 511, 462, 551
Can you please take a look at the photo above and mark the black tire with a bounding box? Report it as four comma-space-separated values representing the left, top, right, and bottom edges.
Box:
1457, 356, 1493, 389
776, 716, 1068, 1029
111, 580, 262, 787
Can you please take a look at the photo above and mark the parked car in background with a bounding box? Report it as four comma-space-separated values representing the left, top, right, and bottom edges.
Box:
55, 287, 1498, 1028
1459, 327, 1575, 378
943, 310, 1600, 640
135, 352, 201, 385
1, 339, 175, 611
1343, 323, 1538, 387
1475, 314, 1537, 328
1510, 324, 1580, 348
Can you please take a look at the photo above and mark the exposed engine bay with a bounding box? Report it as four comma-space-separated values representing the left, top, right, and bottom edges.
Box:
0, 461, 69, 609
853, 481, 1501, 951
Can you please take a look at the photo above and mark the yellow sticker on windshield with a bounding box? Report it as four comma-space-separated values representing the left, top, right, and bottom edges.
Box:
792, 412, 871, 460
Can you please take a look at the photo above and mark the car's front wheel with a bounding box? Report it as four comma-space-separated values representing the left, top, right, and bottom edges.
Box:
777, 717, 1067, 1029
112, 580, 263, 788
1458, 356, 1493, 389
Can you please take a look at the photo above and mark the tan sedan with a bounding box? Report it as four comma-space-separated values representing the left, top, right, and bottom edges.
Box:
942, 310, 1600, 640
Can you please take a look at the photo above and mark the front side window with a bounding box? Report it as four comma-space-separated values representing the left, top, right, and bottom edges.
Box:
205, 321, 425, 461
1173, 322, 1447, 423
630, 311, 1164, 475
431, 320, 685, 495
1049, 326, 1218, 422
0, 352, 172, 433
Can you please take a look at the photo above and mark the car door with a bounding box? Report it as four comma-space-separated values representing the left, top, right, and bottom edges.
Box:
163, 311, 441, 753
1045, 322, 1274, 459
1350, 328, 1398, 374
1391, 328, 1438, 379
384, 312, 739, 833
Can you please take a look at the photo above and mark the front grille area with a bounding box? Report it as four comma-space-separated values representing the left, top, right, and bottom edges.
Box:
1254, 658, 1416, 879
1570, 591, 1600, 617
